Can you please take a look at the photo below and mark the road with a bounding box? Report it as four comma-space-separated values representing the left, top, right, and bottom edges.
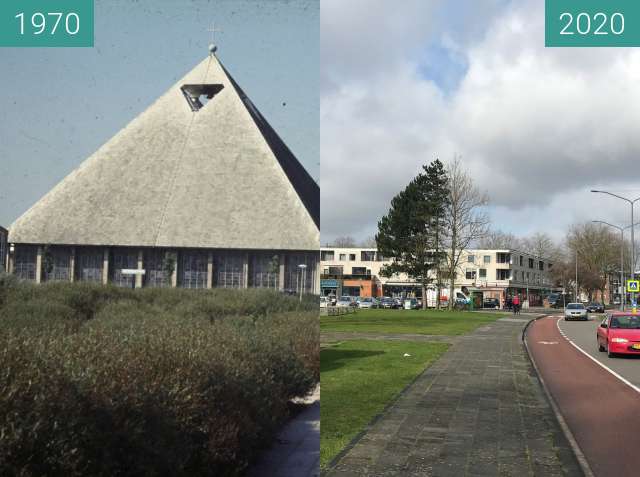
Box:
558, 314, 640, 388
527, 315, 640, 477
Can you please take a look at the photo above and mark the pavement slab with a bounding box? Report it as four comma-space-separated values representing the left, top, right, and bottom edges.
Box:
324, 318, 582, 477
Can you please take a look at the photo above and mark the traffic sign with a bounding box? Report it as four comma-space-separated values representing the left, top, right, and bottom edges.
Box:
627, 280, 639, 293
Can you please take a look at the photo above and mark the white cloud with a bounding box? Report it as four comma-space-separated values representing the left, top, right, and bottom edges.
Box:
321, 0, 640, 245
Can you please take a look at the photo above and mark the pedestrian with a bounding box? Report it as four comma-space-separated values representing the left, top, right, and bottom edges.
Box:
512, 294, 520, 315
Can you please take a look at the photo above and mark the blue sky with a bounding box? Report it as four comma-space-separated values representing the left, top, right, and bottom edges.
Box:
0, 0, 318, 227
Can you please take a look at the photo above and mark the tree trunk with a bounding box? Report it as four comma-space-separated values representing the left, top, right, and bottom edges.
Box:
422, 283, 427, 309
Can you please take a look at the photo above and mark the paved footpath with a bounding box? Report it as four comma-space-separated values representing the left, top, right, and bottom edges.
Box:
527, 316, 640, 477
325, 317, 583, 477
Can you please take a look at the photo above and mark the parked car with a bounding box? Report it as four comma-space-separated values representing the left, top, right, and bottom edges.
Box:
597, 312, 640, 357
336, 296, 356, 308
358, 297, 377, 309
380, 297, 395, 309
392, 298, 403, 309
403, 298, 419, 310
564, 303, 588, 321
586, 302, 605, 313
320, 296, 328, 308
483, 298, 500, 309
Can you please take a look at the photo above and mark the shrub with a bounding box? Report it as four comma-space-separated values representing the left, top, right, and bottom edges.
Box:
0, 283, 318, 476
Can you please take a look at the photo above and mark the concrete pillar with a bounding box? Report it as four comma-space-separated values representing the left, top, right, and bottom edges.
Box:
135, 250, 144, 289
243, 252, 249, 289
279, 253, 286, 291
315, 256, 321, 295
102, 248, 109, 285
69, 247, 76, 283
7, 245, 13, 275
170, 251, 178, 288
207, 252, 214, 289
36, 246, 43, 284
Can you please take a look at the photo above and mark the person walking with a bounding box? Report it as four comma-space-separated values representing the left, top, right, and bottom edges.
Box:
512, 294, 520, 315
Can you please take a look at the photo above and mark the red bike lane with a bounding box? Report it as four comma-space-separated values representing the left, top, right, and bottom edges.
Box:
526, 316, 640, 477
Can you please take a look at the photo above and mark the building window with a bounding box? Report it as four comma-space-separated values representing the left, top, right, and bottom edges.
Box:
250, 254, 279, 289
320, 250, 334, 261
43, 247, 71, 282
145, 250, 169, 288
339, 254, 346, 261
483, 255, 491, 264
539, 260, 544, 271
479, 268, 487, 278
528, 258, 534, 269
327, 266, 343, 275
181, 251, 208, 289
519, 255, 523, 266
467, 255, 475, 263
352, 267, 367, 275
496, 252, 510, 264
349, 254, 356, 261
215, 253, 244, 289
376, 253, 384, 261
465, 269, 476, 280
0, 229, 6, 271
361, 251, 375, 261
14, 245, 37, 281
110, 249, 138, 288
496, 269, 510, 280
285, 252, 317, 294
76, 248, 103, 283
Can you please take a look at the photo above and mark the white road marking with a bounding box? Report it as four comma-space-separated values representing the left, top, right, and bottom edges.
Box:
538, 341, 559, 345
555, 317, 640, 395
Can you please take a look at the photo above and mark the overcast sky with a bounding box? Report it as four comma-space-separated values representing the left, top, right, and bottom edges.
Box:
0, 0, 318, 228
321, 0, 640, 245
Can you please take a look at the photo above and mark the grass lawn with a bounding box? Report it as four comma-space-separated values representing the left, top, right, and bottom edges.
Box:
321, 308, 506, 335
320, 339, 449, 468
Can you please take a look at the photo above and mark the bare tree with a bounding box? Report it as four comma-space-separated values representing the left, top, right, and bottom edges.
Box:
443, 158, 490, 309
479, 230, 521, 250
360, 236, 378, 248
332, 236, 357, 247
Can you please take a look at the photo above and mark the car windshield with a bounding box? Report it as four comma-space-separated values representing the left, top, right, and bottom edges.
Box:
362, 298, 372, 302
610, 315, 640, 329
567, 304, 584, 309
339, 296, 350, 301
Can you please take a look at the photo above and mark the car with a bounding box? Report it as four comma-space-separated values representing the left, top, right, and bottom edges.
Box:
358, 297, 377, 309
586, 302, 605, 313
336, 296, 356, 308
483, 298, 500, 309
320, 296, 328, 308
403, 298, 419, 310
380, 297, 395, 309
597, 312, 640, 358
564, 303, 588, 321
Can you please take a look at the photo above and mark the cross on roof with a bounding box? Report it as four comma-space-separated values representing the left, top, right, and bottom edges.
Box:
207, 21, 223, 44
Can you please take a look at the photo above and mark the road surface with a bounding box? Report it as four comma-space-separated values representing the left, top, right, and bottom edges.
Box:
527, 315, 640, 477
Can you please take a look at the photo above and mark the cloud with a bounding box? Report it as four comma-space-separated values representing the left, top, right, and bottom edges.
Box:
321, 0, 640, 245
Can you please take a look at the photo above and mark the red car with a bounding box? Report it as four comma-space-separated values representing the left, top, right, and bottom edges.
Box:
597, 312, 640, 358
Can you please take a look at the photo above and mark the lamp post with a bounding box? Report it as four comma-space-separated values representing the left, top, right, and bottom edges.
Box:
298, 264, 307, 302
591, 190, 640, 311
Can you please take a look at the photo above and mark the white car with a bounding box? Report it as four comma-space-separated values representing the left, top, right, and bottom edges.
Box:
358, 297, 377, 309
320, 296, 328, 308
564, 303, 588, 321
336, 296, 355, 308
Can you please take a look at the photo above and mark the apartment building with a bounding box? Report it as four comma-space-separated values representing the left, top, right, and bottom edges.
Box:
320, 247, 556, 307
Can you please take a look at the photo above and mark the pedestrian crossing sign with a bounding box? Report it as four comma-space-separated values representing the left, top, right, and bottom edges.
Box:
627, 280, 640, 292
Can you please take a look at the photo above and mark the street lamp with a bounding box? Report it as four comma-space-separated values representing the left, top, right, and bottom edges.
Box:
298, 264, 307, 302
592, 220, 630, 310
591, 190, 640, 311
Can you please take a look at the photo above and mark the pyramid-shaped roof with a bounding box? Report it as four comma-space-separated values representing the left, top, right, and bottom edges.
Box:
9, 54, 319, 251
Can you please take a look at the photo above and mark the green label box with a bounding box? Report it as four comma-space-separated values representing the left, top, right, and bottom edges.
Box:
0, 0, 93, 47
546, 0, 640, 47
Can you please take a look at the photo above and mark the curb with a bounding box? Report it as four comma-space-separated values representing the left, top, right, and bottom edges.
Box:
522, 315, 595, 477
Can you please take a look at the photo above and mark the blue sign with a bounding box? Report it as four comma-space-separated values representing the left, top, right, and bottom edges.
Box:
321, 279, 338, 288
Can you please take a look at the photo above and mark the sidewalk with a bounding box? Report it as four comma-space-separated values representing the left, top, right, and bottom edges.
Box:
325, 317, 582, 476
248, 385, 320, 477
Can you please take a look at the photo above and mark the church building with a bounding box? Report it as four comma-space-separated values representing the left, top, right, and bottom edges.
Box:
6, 49, 319, 293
